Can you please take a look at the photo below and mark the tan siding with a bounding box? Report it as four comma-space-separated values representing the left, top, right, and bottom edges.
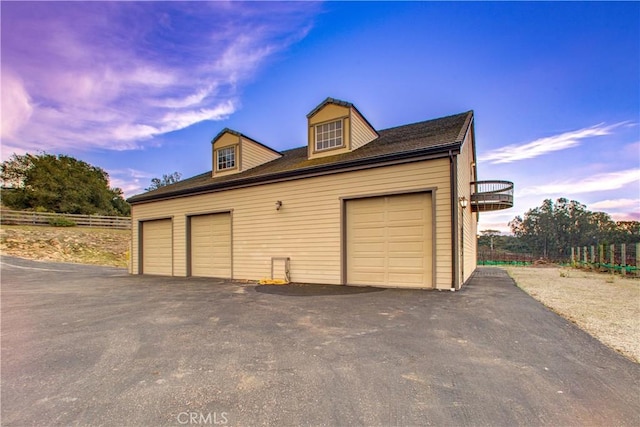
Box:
308, 104, 350, 125
214, 133, 239, 148
131, 159, 453, 289
351, 108, 377, 150
457, 130, 477, 285
240, 137, 281, 171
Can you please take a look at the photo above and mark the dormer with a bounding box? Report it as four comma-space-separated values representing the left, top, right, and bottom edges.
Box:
307, 97, 378, 160
211, 128, 282, 178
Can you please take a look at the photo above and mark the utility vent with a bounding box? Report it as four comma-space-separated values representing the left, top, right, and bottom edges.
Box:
271, 257, 291, 282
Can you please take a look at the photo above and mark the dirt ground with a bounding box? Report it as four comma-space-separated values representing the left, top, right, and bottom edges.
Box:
0, 225, 130, 267
504, 265, 640, 363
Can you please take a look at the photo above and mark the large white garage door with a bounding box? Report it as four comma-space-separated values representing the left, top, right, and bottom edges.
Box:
347, 193, 433, 288
141, 218, 172, 275
190, 213, 232, 278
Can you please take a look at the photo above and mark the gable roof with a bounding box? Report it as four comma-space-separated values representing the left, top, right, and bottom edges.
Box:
211, 127, 282, 156
306, 97, 354, 118
306, 97, 378, 138
128, 110, 473, 204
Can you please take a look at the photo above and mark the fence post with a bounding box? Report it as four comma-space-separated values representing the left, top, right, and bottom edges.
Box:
590, 246, 595, 266
621, 243, 626, 276
599, 244, 605, 270
571, 247, 575, 266
610, 244, 615, 275
583, 246, 587, 266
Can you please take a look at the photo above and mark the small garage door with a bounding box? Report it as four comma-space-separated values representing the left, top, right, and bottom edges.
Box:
190, 213, 232, 278
347, 193, 433, 288
141, 218, 172, 275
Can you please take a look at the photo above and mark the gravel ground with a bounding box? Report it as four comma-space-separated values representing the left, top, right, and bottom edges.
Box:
504, 266, 640, 363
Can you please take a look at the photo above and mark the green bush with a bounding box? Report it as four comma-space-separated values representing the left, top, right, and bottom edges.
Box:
48, 216, 77, 227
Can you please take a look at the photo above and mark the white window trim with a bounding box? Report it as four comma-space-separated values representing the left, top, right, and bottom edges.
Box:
217, 146, 236, 171
315, 119, 344, 152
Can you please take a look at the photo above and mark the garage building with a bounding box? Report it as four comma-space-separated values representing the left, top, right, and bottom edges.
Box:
128, 97, 513, 289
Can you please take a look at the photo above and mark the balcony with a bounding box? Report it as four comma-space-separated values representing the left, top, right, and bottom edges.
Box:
471, 180, 514, 212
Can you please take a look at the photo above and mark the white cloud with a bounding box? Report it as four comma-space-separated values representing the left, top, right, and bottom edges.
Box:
477, 220, 513, 235
479, 122, 630, 164
0, 70, 33, 139
519, 169, 640, 196
590, 198, 640, 211
108, 168, 155, 197
159, 101, 236, 134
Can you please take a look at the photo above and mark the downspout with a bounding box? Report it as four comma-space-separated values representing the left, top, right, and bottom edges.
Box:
450, 150, 460, 290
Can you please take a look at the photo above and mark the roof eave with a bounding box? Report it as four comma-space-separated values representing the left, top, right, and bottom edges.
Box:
127, 141, 462, 205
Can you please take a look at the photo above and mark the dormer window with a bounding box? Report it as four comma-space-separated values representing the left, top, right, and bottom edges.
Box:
217, 146, 236, 171
315, 120, 343, 151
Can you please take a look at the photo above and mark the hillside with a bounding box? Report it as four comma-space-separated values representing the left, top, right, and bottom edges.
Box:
0, 225, 130, 267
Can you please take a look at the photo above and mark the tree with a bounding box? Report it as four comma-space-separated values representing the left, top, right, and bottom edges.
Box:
0, 153, 130, 216
145, 172, 182, 192
479, 229, 501, 251
509, 198, 622, 260
613, 221, 640, 243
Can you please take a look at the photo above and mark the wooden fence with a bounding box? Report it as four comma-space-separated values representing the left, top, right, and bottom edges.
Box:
571, 243, 639, 276
0, 209, 131, 230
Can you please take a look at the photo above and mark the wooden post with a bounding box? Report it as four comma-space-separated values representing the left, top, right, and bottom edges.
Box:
583, 246, 588, 266
590, 245, 595, 265
577, 247, 581, 267
610, 244, 615, 274
599, 244, 605, 269
621, 243, 626, 276
571, 247, 575, 266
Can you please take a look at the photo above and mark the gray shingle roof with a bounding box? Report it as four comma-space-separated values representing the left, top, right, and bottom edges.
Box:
128, 110, 473, 204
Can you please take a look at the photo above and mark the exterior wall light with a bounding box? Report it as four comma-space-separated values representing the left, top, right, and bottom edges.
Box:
459, 196, 468, 209
275, 201, 283, 210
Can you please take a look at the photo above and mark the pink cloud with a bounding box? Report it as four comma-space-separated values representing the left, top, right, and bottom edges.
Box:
1, 2, 318, 156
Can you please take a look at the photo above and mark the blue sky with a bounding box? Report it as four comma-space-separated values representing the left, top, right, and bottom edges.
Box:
2, 1, 638, 232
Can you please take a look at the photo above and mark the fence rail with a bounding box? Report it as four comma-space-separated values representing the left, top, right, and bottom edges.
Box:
571, 243, 639, 276
0, 209, 131, 229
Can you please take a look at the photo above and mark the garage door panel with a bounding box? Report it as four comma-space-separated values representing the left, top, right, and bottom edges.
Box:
388, 272, 425, 285
351, 241, 385, 252
388, 226, 425, 237
388, 255, 426, 267
389, 241, 424, 252
352, 256, 386, 268
190, 213, 231, 278
351, 227, 386, 239
350, 271, 386, 285
353, 211, 386, 224
388, 210, 425, 222
347, 193, 432, 288
142, 219, 172, 276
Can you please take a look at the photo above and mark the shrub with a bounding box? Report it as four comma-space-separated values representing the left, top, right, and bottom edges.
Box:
48, 216, 77, 227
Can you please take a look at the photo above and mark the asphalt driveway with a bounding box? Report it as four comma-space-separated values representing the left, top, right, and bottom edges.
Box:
1, 255, 638, 426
